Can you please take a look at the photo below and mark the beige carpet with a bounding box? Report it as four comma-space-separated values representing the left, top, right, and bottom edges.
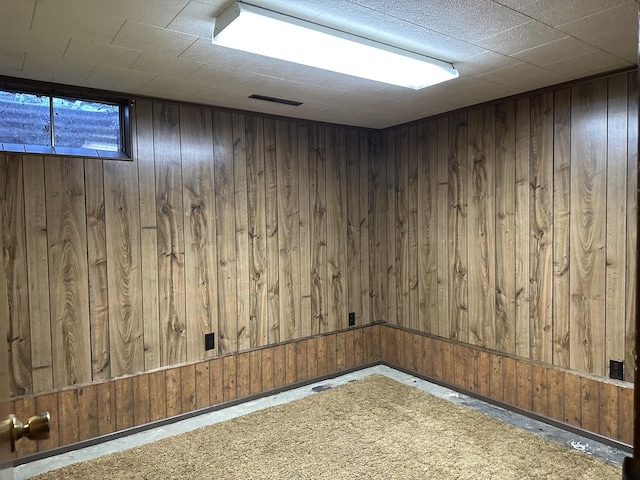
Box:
32, 374, 621, 479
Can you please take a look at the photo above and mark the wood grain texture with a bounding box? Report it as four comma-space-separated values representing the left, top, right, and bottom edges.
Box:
195, 359, 210, 409
58, 389, 79, 446
552, 88, 571, 369
276, 120, 300, 341
310, 125, 328, 333
624, 72, 638, 382
326, 127, 347, 332
222, 355, 237, 402
407, 125, 419, 331
149, 370, 167, 422
245, 115, 268, 348
417, 121, 438, 334
264, 118, 280, 344
135, 99, 161, 371
236, 352, 250, 398
529, 92, 554, 364
104, 158, 144, 376
386, 130, 398, 326
45, 156, 92, 387
153, 102, 187, 366
114, 377, 134, 430
132, 375, 150, 426
346, 130, 362, 325
84, 160, 110, 382
369, 131, 387, 323
181, 105, 218, 360
467, 107, 495, 349
1, 156, 32, 395
165, 368, 181, 418
436, 118, 450, 338
570, 80, 607, 376
232, 113, 251, 351
298, 125, 312, 337
395, 127, 409, 328
180, 364, 196, 413
448, 113, 468, 342
494, 102, 516, 355
96, 381, 115, 436
514, 98, 531, 358
77, 385, 98, 441
358, 131, 371, 325
22, 156, 53, 392
214, 110, 238, 354
605, 74, 628, 375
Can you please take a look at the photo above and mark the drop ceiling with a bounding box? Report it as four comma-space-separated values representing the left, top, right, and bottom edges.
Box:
0, 0, 637, 129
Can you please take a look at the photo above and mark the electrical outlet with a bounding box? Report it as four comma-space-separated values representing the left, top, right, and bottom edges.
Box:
610, 359, 624, 380
348, 312, 356, 326
205, 332, 215, 351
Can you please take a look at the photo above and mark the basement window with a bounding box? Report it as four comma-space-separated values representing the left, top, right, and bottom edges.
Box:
0, 89, 131, 159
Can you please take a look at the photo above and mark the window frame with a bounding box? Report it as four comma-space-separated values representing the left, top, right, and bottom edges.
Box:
0, 79, 133, 160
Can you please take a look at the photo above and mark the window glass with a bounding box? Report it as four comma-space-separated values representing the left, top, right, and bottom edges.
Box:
52, 97, 120, 151
0, 91, 51, 146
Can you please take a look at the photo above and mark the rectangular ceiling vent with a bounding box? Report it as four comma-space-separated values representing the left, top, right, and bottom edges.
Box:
248, 94, 303, 106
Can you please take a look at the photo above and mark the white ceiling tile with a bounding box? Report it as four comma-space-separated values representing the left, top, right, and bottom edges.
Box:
31, 0, 124, 44
178, 38, 256, 68
515, 0, 630, 27
0, 49, 25, 76
0, 0, 35, 37
111, 21, 199, 58
86, 0, 190, 28
512, 36, 597, 66
249, 0, 331, 21
22, 57, 96, 84
166, 1, 218, 38
492, 0, 536, 8
87, 65, 156, 92
476, 20, 565, 55
144, 74, 209, 99
0, 30, 70, 62
63, 39, 142, 69
478, 63, 570, 89
455, 51, 521, 76
557, 3, 638, 62
130, 52, 204, 80
543, 50, 633, 78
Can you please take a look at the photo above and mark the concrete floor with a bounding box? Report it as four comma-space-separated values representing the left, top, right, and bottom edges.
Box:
15, 365, 629, 479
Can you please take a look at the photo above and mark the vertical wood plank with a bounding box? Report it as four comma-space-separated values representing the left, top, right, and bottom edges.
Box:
285, 342, 297, 385
262, 347, 275, 391
436, 118, 450, 337
246, 115, 268, 348
422, 336, 434, 377
515, 97, 531, 358
36, 393, 59, 451
298, 125, 312, 338
77, 385, 98, 441
502, 356, 517, 405
153, 102, 187, 366
547, 369, 564, 421
181, 105, 218, 360
222, 355, 237, 402
326, 127, 347, 332
132, 374, 150, 426
195, 361, 211, 409
295, 339, 308, 381
325, 334, 337, 374
273, 344, 286, 389
249, 349, 262, 395
418, 121, 438, 334
13, 397, 37, 456
214, 110, 238, 354
516, 361, 532, 411
149, 370, 167, 422
467, 106, 495, 348
336, 332, 346, 371
45, 156, 91, 387
407, 125, 419, 331
448, 113, 468, 342
115, 377, 134, 430
599, 382, 618, 439
236, 352, 250, 398
553, 88, 571, 368
489, 355, 503, 402
180, 364, 196, 413
135, 99, 161, 371
276, 120, 300, 341
22, 156, 53, 391
209, 358, 224, 405
531, 364, 548, 416
310, 125, 328, 334
104, 157, 144, 376
564, 372, 582, 427
316, 335, 328, 376
306, 338, 318, 379
386, 130, 398, 326
233, 113, 251, 351
625, 72, 638, 382
494, 102, 516, 354
619, 386, 633, 444
369, 131, 387, 323
529, 92, 554, 364
359, 131, 371, 325
570, 79, 607, 376
581, 377, 600, 433
264, 118, 280, 344
431, 337, 443, 381
395, 127, 409, 328
59, 389, 80, 446
346, 130, 362, 325
165, 368, 181, 418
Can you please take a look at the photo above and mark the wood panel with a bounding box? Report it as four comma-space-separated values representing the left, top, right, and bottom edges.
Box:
346, 130, 362, 325
264, 118, 280, 344
467, 106, 495, 349
395, 127, 409, 328
407, 125, 419, 331
369, 131, 387, 323
494, 102, 516, 355
417, 120, 438, 334
45, 156, 92, 388
385, 130, 397, 326
358, 131, 371, 325
436, 118, 449, 338
104, 157, 144, 376
310, 125, 328, 333
214, 110, 238, 354
570, 80, 607, 376
22, 156, 53, 392
552, 88, 571, 369
153, 102, 186, 366
181, 105, 218, 360
298, 125, 312, 337
276, 120, 300, 341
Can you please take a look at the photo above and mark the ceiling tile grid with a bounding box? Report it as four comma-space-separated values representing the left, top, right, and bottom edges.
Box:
0, 0, 636, 128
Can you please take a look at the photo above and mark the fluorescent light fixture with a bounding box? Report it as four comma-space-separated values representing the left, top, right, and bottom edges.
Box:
212, 1, 459, 90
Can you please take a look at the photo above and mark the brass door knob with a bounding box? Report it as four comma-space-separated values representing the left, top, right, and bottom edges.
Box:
1, 412, 50, 452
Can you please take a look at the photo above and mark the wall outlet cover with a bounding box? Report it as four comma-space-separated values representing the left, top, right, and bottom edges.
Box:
610, 359, 624, 381
205, 332, 215, 351
348, 312, 356, 326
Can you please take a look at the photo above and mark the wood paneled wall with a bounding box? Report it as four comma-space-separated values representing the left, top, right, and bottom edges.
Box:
373, 71, 638, 381
0, 100, 375, 395
380, 325, 634, 446
10, 326, 382, 459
